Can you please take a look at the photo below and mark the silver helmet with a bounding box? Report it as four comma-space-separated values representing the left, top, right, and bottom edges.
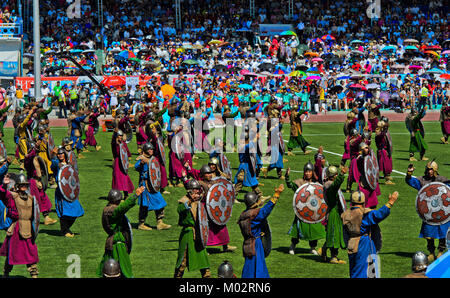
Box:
102, 258, 121, 278
411, 251, 428, 272
218, 260, 234, 278
303, 161, 314, 173
107, 189, 123, 203
243, 192, 259, 209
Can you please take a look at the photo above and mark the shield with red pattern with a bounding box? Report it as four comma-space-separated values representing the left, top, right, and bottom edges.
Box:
157, 136, 166, 167
67, 150, 78, 171
197, 203, 209, 248
293, 183, 328, 224
0, 141, 6, 160
147, 156, 161, 192
370, 148, 379, 175
415, 182, 450, 226
219, 153, 232, 178
364, 154, 378, 191
58, 164, 80, 202
119, 143, 129, 174
206, 179, 235, 226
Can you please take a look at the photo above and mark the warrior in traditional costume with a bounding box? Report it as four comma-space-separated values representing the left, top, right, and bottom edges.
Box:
111, 128, 135, 198
341, 190, 398, 278
406, 107, 428, 162
97, 187, 144, 278
174, 179, 211, 278
405, 161, 449, 262
237, 185, 284, 278
134, 142, 171, 231
285, 163, 326, 256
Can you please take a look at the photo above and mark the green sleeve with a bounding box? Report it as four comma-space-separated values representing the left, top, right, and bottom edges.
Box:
0, 105, 11, 114
156, 107, 167, 118
327, 173, 345, 204
285, 174, 298, 192
111, 194, 137, 220
230, 110, 239, 118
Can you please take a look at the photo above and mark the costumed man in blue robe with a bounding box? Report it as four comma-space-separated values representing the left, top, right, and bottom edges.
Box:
342, 190, 398, 278
237, 185, 284, 278
134, 142, 171, 231
68, 108, 88, 158
405, 161, 449, 262
51, 147, 84, 237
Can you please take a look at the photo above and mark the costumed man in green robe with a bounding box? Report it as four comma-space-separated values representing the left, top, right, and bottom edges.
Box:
286, 104, 311, 156
97, 186, 144, 278
174, 179, 210, 278
285, 163, 326, 256
406, 107, 428, 162
317, 165, 348, 264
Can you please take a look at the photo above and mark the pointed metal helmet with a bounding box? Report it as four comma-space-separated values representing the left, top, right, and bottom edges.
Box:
102, 258, 121, 278
411, 251, 428, 272
107, 189, 123, 203
303, 161, 314, 172
351, 190, 365, 205
218, 261, 234, 278
326, 165, 338, 178
244, 192, 259, 209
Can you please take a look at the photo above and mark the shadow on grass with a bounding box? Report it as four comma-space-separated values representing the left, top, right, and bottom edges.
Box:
396, 158, 413, 161
273, 246, 310, 255
97, 196, 108, 201
104, 165, 113, 169
380, 251, 414, 259
39, 229, 63, 237
1, 275, 27, 278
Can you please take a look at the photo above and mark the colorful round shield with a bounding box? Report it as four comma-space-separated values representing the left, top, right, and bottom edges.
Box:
364, 154, 378, 191
119, 143, 129, 174
0, 141, 7, 159
67, 150, 78, 172
415, 182, 450, 226
58, 164, 80, 202
219, 154, 232, 178
197, 203, 209, 248
147, 156, 161, 192
293, 183, 328, 224
32, 194, 40, 241
206, 180, 234, 225
157, 137, 166, 167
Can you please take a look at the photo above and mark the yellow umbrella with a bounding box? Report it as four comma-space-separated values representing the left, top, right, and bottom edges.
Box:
208, 40, 222, 45
176, 47, 185, 53
161, 84, 176, 100
303, 51, 319, 57
289, 70, 306, 77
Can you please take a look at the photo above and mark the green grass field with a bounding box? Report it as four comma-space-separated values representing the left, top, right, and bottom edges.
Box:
1, 120, 448, 278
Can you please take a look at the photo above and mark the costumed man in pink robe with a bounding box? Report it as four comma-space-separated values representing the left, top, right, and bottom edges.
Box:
355, 142, 381, 209
346, 128, 363, 192
111, 127, 134, 198
24, 140, 57, 226
168, 117, 192, 187
0, 174, 39, 278
147, 119, 169, 194
375, 120, 394, 185
84, 108, 101, 151
182, 163, 237, 253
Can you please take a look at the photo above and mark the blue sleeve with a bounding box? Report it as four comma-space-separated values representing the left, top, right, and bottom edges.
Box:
134, 160, 143, 171
0, 164, 8, 177
362, 205, 391, 228
251, 201, 275, 227
405, 176, 422, 191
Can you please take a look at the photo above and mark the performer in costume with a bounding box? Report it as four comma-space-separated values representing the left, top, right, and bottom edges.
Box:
36, 125, 54, 186
174, 179, 211, 278
285, 164, 326, 256
168, 117, 193, 187
68, 108, 87, 158
375, 120, 395, 185
286, 104, 311, 156
439, 101, 449, 144
341, 190, 398, 278
182, 164, 237, 253
146, 118, 169, 194
341, 114, 357, 166
51, 147, 84, 237
403, 252, 429, 278
134, 142, 171, 231
355, 142, 381, 209
262, 116, 285, 179
314, 146, 327, 184
24, 140, 57, 226
111, 127, 135, 198
0, 174, 39, 278
346, 128, 364, 192
17, 106, 37, 164
222, 106, 239, 152
405, 161, 449, 262
366, 101, 382, 133
318, 165, 347, 264
97, 187, 144, 278
84, 108, 102, 151
237, 185, 284, 278
406, 107, 428, 162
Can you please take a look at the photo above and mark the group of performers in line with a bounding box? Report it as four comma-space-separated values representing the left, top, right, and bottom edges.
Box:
0, 93, 448, 278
